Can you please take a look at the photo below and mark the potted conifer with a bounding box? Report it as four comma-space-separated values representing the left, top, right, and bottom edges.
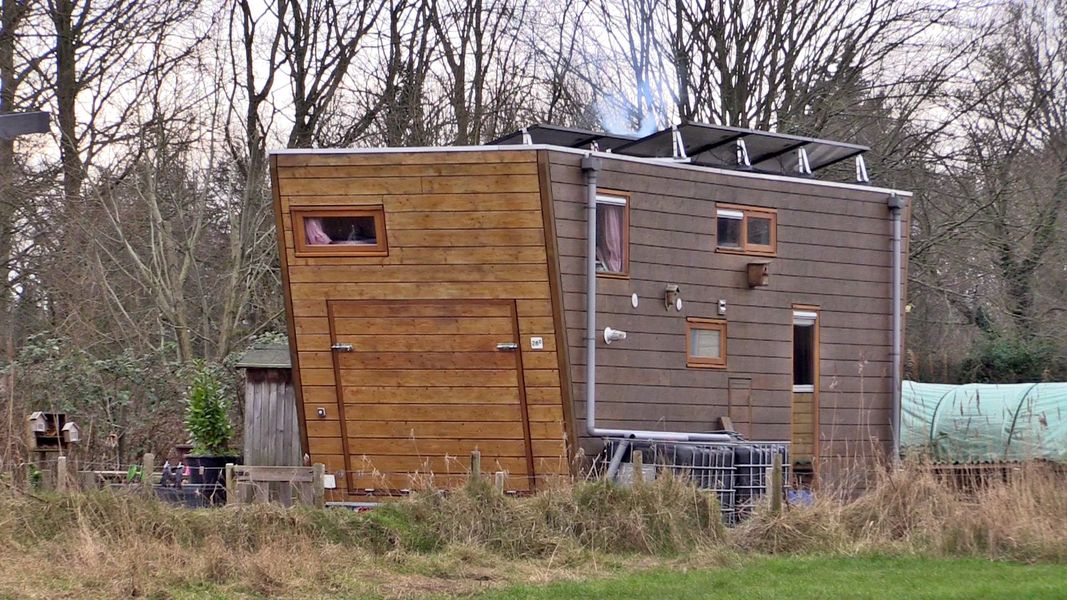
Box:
183, 364, 239, 487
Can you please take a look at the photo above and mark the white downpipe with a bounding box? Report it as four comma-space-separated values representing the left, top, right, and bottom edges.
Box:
889, 193, 906, 464
581, 155, 731, 444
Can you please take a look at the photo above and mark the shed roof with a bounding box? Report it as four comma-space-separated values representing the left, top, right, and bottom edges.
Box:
234, 343, 291, 369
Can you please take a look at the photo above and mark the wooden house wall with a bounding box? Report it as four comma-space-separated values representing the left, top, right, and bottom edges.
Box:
547, 150, 905, 472
271, 150, 570, 500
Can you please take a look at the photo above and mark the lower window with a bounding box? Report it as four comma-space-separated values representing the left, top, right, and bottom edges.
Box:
686, 317, 727, 368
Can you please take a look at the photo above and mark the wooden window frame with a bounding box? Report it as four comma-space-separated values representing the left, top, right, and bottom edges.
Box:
715, 203, 777, 256
291, 205, 389, 258
686, 317, 727, 369
595, 190, 630, 279
791, 304, 821, 476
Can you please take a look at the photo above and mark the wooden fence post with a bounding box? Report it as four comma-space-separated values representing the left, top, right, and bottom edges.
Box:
469, 450, 482, 484
632, 450, 644, 484
141, 453, 154, 492
225, 463, 236, 506
56, 456, 68, 493
769, 452, 783, 516
312, 463, 325, 509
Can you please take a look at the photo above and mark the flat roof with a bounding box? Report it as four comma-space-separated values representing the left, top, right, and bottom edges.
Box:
270, 144, 911, 198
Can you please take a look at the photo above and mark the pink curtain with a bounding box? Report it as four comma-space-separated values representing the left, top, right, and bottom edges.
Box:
304, 217, 332, 245
597, 204, 624, 272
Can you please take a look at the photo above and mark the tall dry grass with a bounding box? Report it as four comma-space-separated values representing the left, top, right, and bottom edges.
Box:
738, 462, 1067, 562
0, 462, 1064, 598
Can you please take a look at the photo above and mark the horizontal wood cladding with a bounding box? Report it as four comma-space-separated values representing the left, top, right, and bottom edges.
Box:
547, 149, 903, 463
273, 150, 568, 500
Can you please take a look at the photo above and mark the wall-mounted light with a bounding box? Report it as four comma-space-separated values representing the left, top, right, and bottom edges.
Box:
316, 407, 328, 418
664, 284, 683, 311
604, 327, 628, 344
718, 299, 727, 316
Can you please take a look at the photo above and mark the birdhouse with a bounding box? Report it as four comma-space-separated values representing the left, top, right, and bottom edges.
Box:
26, 412, 65, 450
27, 411, 48, 434
61, 422, 81, 445
747, 261, 771, 288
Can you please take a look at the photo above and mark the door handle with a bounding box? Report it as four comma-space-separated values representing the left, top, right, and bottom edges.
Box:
496, 342, 519, 351
331, 343, 353, 352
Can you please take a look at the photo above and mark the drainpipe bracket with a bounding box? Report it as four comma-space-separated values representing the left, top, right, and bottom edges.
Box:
888, 193, 907, 212
581, 156, 602, 172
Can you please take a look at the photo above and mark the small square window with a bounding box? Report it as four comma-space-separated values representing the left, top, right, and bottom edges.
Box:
292, 206, 388, 257
686, 317, 727, 368
595, 192, 629, 277
716, 204, 776, 255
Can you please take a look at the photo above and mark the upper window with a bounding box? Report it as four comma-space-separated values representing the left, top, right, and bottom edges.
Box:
292, 206, 388, 257
716, 204, 776, 255
595, 192, 629, 277
686, 317, 727, 368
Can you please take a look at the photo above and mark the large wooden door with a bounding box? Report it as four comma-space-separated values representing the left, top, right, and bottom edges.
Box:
327, 300, 534, 493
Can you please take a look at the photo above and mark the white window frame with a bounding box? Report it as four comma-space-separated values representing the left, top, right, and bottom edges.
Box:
792, 310, 818, 393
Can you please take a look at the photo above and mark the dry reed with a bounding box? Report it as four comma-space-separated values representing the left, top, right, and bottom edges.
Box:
0, 461, 1064, 598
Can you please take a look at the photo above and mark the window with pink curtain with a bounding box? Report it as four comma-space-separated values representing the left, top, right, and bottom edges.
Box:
303, 216, 377, 246
596, 195, 627, 274
293, 207, 388, 256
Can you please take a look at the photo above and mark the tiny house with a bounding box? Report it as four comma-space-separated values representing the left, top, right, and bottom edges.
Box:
269, 123, 911, 501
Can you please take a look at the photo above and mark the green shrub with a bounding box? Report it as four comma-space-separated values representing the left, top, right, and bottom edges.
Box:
958, 333, 1064, 383
184, 362, 234, 455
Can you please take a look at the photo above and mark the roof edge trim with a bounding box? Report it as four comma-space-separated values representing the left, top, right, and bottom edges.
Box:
269, 145, 913, 197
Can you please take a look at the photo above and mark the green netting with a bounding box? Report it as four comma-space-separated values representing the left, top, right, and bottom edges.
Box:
902, 380, 1067, 463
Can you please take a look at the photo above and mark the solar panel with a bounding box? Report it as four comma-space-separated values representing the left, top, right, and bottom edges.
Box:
488, 121, 869, 178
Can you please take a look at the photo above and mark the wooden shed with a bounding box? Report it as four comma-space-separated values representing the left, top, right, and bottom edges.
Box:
269, 123, 911, 501
236, 342, 302, 467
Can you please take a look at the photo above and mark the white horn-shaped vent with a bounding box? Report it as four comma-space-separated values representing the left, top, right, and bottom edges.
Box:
604, 327, 628, 344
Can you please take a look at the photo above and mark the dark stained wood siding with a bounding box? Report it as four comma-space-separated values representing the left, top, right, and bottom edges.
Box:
271, 150, 569, 501
547, 150, 907, 470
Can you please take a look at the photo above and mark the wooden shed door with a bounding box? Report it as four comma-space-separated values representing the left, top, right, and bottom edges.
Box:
327, 300, 534, 493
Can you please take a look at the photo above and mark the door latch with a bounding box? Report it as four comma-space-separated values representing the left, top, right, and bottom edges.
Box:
331, 343, 353, 352
495, 342, 519, 351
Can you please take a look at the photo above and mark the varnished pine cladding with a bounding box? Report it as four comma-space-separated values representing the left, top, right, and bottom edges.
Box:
272, 151, 569, 500
547, 151, 907, 472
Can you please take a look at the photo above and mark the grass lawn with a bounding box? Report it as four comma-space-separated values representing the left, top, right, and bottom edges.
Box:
473, 556, 1067, 600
